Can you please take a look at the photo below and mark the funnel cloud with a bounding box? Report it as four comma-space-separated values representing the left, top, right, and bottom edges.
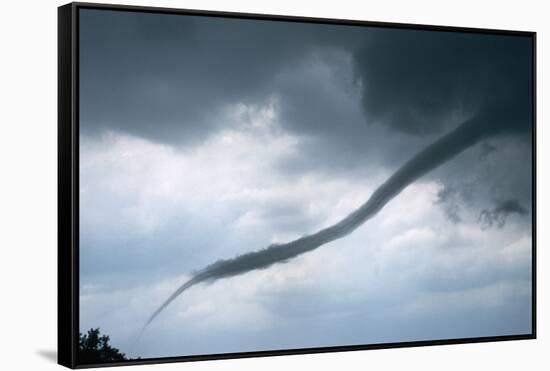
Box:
144, 106, 528, 329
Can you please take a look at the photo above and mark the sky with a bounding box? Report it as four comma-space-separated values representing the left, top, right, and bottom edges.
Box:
78, 8, 533, 360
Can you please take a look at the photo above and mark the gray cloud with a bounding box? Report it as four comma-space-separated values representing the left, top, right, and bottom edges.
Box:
436, 185, 462, 223
429, 134, 532, 228
478, 199, 528, 229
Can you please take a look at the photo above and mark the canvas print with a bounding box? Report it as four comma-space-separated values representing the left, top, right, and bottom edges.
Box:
77, 8, 533, 364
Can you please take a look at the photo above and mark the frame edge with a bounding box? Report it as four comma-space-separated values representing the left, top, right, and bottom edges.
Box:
63, 3, 537, 368
531, 31, 537, 340
72, 1, 534, 35
58, 2, 78, 369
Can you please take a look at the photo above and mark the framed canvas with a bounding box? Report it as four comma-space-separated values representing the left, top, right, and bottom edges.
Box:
58, 2, 536, 368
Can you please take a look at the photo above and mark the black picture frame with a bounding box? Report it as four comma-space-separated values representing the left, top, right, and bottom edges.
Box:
58, 2, 537, 369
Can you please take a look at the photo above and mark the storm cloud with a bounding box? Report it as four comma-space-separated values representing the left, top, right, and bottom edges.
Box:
353, 28, 533, 136
80, 9, 532, 178
79, 9, 366, 146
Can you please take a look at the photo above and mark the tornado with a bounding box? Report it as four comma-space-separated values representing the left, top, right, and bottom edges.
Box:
143, 106, 526, 331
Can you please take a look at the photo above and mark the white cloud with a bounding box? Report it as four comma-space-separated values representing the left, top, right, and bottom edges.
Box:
80, 99, 303, 239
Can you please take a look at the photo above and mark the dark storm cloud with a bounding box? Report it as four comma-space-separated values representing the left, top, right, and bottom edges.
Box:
353, 28, 533, 136
79, 9, 366, 145
478, 199, 528, 230
259, 28, 532, 177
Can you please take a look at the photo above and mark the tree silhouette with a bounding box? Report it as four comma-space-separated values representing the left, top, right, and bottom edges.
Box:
79, 328, 128, 364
